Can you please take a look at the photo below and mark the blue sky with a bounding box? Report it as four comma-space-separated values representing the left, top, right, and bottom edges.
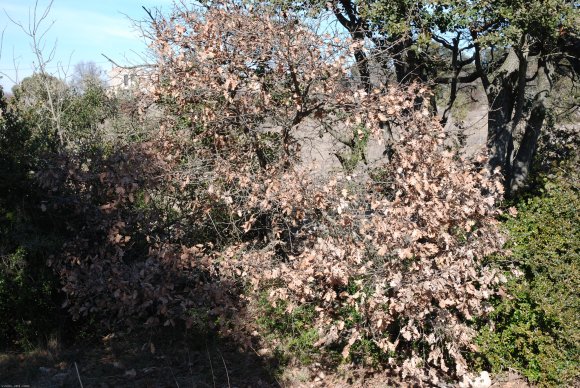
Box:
0, 0, 174, 92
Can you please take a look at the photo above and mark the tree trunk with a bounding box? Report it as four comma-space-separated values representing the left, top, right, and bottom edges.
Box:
508, 58, 553, 194
352, 32, 371, 92
485, 48, 520, 176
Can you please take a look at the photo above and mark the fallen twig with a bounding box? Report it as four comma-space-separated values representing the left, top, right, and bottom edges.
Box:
74, 362, 84, 388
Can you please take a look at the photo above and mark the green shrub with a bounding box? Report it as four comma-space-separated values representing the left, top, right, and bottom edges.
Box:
0, 87, 65, 350
255, 279, 395, 370
256, 293, 320, 365
0, 247, 62, 350
477, 161, 579, 386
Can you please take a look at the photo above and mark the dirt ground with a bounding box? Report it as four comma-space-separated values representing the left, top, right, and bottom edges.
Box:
0, 326, 531, 388
0, 328, 278, 388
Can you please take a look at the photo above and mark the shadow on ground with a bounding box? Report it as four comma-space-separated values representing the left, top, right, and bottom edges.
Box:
0, 327, 280, 388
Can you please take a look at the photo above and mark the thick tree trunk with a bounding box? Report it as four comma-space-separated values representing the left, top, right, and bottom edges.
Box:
508, 108, 544, 193
487, 101, 514, 173
508, 58, 552, 194
352, 32, 371, 92
441, 37, 460, 126
392, 36, 414, 84
330, 1, 371, 92
485, 48, 520, 175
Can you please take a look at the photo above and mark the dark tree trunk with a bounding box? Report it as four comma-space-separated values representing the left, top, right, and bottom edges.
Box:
331, 0, 371, 92
485, 48, 519, 176
486, 94, 515, 174
352, 31, 371, 92
508, 58, 553, 193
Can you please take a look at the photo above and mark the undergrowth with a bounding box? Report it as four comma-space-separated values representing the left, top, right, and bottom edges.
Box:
476, 159, 579, 386
256, 293, 321, 366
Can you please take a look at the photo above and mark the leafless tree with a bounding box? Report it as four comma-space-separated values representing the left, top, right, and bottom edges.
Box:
4, 0, 71, 147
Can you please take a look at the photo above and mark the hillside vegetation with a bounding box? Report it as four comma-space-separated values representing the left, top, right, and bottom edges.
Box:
0, 0, 578, 386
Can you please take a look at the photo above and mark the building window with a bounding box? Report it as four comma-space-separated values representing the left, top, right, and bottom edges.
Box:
123, 74, 129, 87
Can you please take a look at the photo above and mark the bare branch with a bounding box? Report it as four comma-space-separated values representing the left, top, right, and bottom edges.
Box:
101, 53, 155, 70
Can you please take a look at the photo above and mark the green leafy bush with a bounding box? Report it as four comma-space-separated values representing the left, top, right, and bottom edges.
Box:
0, 247, 62, 350
477, 161, 579, 386
0, 88, 64, 350
256, 293, 320, 365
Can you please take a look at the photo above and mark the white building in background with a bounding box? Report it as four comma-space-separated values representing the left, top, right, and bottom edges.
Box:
107, 66, 150, 96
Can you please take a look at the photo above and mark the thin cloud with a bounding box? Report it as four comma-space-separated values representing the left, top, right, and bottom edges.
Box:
0, 0, 166, 90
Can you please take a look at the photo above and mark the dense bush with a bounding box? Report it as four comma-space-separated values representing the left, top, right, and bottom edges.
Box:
40, 3, 508, 384
0, 88, 64, 349
0, 75, 120, 349
11, 73, 118, 152
477, 160, 579, 386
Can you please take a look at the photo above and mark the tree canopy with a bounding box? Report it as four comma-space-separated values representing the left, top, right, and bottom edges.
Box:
281, 0, 579, 193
